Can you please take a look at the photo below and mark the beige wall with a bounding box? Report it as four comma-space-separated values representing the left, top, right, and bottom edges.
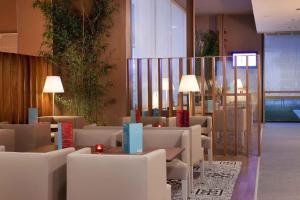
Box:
17, 0, 45, 56
0, 0, 45, 56
0, 0, 17, 33
101, 0, 131, 125
221, 15, 262, 55
195, 14, 262, 56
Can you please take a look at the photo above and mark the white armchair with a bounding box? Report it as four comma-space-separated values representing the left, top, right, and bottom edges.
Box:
73, 129, 121, 148
168, 115, 213, 163
67, 148, 171, 200
145, 125, 204, 191
143, 129, 190, 200
122, 116, 167, 126
0, 129, 15, 151
0, 148, 75, 200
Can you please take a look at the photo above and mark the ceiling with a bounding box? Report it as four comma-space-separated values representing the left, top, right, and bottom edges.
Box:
195, 0, 253, 15
252, 0, 300, 33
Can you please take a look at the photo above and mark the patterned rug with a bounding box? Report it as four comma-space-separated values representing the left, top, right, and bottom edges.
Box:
170, 161, 242, 200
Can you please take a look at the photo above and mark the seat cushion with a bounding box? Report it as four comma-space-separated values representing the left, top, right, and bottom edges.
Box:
166, 159, 188, 180
202, 135, 211, 148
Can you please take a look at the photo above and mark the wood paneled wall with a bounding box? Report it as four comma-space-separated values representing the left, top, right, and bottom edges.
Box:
0, 52, 53, 124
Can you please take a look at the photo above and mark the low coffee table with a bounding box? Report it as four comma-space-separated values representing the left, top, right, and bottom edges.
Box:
31, 145, 184, 162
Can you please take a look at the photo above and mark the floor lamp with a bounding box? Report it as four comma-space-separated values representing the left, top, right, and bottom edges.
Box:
43, 76, 64, 116
179, 75, 200, 116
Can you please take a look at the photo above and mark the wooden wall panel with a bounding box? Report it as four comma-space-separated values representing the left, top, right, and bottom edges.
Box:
0, 52, 52, 124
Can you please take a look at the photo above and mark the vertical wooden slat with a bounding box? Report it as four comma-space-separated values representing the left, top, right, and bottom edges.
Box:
201, 57, 205, 115
147, 59, 153, 116
168, 58, 173, 117
127, 59, 132, 115
234, 56, 238, 156
212, 57, 216, 155
257, 55, 262, 156
222, 56, 227, 156
0, 53, 3, 122
188, 57, 195, 115
137, 59, 143, 114
178, 58, 183, 109
246, 56, 250, 155
158, 58, 163, 116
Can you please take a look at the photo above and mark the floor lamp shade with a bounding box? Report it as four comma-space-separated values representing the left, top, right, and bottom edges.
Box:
179, 75, 200, 92
43, 76, 64, 93
43, 76, 64, 116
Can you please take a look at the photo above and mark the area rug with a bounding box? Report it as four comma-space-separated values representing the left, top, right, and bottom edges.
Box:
170, 161, 242, 200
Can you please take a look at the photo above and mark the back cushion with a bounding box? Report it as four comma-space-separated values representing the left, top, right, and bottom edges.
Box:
143, 130, 182, 149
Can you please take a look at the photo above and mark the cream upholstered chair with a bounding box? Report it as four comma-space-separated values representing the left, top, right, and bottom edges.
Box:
67, 148, 171, 200
73, 129, 121, 147
0, 145, 5, 151
0, 123, 51, 152
122, 116, 167, 126
215, 108, 247, 148
0, 129, 15, 151
38, 116, 86, 129
168, 115, 213, 163
145, 125, 204, 192
0, 147, 75, 200
143, 129, 189, 200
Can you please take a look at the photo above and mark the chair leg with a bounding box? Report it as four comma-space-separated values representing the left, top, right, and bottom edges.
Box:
200, 160, 205, 183
182, 179, 188, 200
208, 147, 213, 164
189, 166, 193, 194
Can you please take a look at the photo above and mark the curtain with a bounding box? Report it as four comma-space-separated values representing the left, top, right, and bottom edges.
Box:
0, 52, 53, 123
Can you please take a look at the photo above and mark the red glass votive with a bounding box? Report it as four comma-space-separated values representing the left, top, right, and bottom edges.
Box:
95, 144, 104, 153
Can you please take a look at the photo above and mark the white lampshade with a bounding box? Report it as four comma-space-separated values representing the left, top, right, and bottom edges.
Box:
162, 78, 175, 91
179, 75, 200, 92
237, 79, 243, 89
43, 76, 64, 93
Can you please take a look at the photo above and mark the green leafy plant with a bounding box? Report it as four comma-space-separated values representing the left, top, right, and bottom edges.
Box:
33, 0, 117, 123
195, 30, 219, 91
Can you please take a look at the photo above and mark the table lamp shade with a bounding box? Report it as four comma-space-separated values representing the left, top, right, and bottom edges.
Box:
43, 76, 64, 93
179, 75, 200, 92
237, 79, 243, 89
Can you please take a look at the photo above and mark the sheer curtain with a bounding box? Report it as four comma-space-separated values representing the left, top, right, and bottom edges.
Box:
131, 0, 187, 112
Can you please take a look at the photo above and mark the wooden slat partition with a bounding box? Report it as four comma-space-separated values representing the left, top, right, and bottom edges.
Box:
246, 56, 250, 155
200, 57, 205, 115
222, 57, 228, 156
168, 58, 173, 117
234, 56, 238, 155
126, 59, 132, 114
0, 52, 52, 124
147, 59, 153, 116
137, 59, 143, 113
178, 58, 183, 109
158, 58, 163, 116
212, 57, 216, 155
126, 55, 262, 157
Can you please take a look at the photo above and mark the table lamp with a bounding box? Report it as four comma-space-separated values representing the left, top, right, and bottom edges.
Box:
179, 75, 200, 116
237, 79, 244, 93
43, 76, 64, 115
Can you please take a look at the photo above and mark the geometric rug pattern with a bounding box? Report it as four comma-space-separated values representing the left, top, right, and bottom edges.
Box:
170, 161, 242, 200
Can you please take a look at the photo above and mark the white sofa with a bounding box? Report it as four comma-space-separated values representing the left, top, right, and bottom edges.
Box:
67, 148, 171, 200
0, 147, 75, 200
0, 145, 4, 151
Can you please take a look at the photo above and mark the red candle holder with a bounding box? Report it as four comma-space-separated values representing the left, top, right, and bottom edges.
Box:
95, 144, 104, 154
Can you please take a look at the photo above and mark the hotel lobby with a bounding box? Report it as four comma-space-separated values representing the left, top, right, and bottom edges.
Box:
0, 0, 300, 200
